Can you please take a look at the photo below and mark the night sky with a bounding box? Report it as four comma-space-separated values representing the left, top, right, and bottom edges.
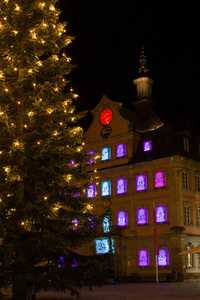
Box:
58, 0, 200, 129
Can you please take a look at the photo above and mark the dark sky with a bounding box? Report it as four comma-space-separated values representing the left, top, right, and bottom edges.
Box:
58, 0, 200, 128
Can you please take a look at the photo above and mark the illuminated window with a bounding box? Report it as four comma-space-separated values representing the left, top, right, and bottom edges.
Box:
116, 178, 127, 195
154, 171, 166, 188
101, 180, 111, 197
87, 150, 96, 164
136, 174, 147, 192
157, 249, 169, 267
155, 205, 167, 223
137, 208, 148, 225
183, 171, 189, 188
183, 137, 189, 152
185, 243, 193, 267
102, 215, 112, 233
101, 147, 111, 161
138, 249, 150, 267
86, 183, 96, 198
117, 210, 128, 226
195, 174, 200, 191
116, 143, 126, 158
143, 141, 152, 152
95, 237, 114, 254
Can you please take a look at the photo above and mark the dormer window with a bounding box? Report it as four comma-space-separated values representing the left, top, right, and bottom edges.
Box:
183, 137, 189, 152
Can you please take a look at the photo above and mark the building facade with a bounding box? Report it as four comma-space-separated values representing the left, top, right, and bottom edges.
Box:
83, 50, 200, 281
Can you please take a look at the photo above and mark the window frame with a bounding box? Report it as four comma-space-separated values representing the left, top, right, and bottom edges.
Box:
184, 203, 192, 225
183, 137, 189, 152
183, 171, 189, 189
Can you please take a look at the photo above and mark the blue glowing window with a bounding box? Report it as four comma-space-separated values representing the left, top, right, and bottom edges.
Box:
101, 147, 111, 161
102, 215, 111, 233
95, 237, 114, 254
101, 180, 111, 197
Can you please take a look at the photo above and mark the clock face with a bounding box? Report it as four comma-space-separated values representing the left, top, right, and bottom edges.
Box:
100, 109, 113, 125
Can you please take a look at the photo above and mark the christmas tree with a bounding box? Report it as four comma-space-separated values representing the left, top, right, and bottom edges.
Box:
0, 0, 99, 298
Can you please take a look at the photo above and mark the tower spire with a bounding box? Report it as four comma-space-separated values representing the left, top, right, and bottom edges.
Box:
138, 46, 149, 74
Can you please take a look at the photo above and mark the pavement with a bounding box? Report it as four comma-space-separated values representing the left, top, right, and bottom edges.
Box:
2, 281, 200, 300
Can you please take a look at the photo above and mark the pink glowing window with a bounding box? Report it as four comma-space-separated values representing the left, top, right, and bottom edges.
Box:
137, 208, 148, 225
143, 141, 152, 152
87, 150, 96, 164
138, 249, 150, 267
154, 171, 166, 188
86, 184, 96, 198
116, 178, 127, 195
136, 174, 147, 192
116, 143, 126, 158
157, 248, 169, 267
117, 211, 128, 227
155, 205, 167, 223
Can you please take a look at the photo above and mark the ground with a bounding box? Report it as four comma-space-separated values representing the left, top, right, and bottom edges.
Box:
2, 282, 200, 300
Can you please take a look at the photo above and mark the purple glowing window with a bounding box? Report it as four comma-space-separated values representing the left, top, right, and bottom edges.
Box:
116, 143, 126, 158
138, 249, 150, 267
157, 248, 169, 267
95, 237, 114, 254
116, 178, 127, 195
136, 174, 147, 192
101, 147, 111, 161
69, 159, 76, 166
143, 141, 152, 152
117, 211, 128, 227
87, 150, 96, 164
86, 184, 96, 198
137, 208, 148, 225
155, 205, 167, 223
154, 171, 166, 188
101, 180, 111, 197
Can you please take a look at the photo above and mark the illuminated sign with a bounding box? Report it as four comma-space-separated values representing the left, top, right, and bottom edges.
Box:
157, 249, 169, 267
154, 171, 166, 188
116, 178, 127, 195
137, 208, 148, 225
116, 143, 126, 158
86, 183, 96, 198
155, 205, 167, 223
143, 141, 152, 152
136, 174, 147, 192
101, 180, 111, 197
138, 249, 150, 267
101, 147, 111, 161
117, 210, 128, 226
95, 237, 114, 254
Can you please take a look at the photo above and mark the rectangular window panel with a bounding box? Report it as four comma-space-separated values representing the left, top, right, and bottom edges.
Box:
183, 171, 189, 188
155, 205, 168, 223
101, 147, 111, 161
103, 216, 111, 233
183, 137, 189, 152
137, 208, 148, 225
136, 174, 147, 192
95, 237, 114, 254
86, 183, 96, 198
184, 205, 191, 224
117, 210, 128, 226
87, 150, 96, 164
195, 175, 200, 191
101, 180, 111, 197
116, 178, 127, 195
116, 143, 126, 158
138, 249, 150, 267
197, 208, 200, 226
143, 141, 152, 152
157, 249, 169, 267
154, 171, 166, 188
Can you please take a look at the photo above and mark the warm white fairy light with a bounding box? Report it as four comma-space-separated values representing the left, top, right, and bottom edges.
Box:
15, 4, 20, 11
49, 5, 55, 11
28, 111, 34, 117
17, 101, 20, 105
5, 88, 8, 92
14, 68, 18, 71
44, 196, 48, 200
28, 69, 33, 73
33, 83, 36, 87
13, 30, 18, 35
37, 141, 40, 145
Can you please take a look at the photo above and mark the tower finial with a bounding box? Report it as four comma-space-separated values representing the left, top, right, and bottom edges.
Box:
138, 46, 149, 74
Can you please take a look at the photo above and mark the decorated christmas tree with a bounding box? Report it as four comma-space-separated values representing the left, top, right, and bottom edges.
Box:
0, 0, 99, 298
